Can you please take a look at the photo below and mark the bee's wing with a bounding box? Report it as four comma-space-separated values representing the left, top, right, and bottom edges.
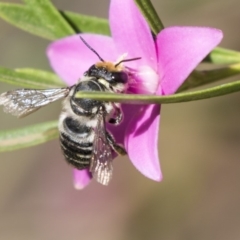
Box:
90, 108, 113, 186
0, 88, 70, 118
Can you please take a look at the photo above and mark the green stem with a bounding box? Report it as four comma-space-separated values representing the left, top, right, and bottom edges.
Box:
75, 80, 240, 104
134, 0, 164, 34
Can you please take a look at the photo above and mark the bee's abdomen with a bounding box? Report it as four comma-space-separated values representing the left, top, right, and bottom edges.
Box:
60, 117, 93, 169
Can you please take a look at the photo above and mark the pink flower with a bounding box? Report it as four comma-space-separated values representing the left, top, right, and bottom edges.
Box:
47, 0, 223, 189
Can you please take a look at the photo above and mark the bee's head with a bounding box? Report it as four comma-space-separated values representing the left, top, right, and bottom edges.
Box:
79, 36, 141, 92
87, 63, 128, 83
85, 63, 128, 93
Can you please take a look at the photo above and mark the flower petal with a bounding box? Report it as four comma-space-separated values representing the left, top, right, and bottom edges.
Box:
156, 26, 223, 95
109, 0, 157, 70
124, 104, 162, 181
73, 169, 92, 190
47, 34, 117, 86
107, 104, 141, 146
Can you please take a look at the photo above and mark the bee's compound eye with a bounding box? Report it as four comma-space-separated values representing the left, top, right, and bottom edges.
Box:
87, 65, 99, 77
111, 72, 128, 84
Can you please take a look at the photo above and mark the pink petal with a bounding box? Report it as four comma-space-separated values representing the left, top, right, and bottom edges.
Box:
156, 26, 223, 95
109, 0, 157, 70
107, 104, 162, 182
73, 169, 92, 190
47, 34, 117, 86
107, 104, 142, 146
125, 104, 162, 181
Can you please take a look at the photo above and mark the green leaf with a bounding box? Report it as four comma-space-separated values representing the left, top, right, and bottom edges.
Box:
134, 0, 164, 35
75, 80, 240, 104
23, 0, 75, 37
204, 47, 240, 64
0, 3, 57, 40
61, 11, 110, 36
0, 67, 65, 89
0, 2, 110, 40
0, 121, 58, 152
178, 63, 240, 92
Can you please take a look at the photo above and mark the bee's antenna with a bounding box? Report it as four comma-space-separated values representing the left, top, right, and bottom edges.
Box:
115, 57, 141, 67
79, 36, 105, 62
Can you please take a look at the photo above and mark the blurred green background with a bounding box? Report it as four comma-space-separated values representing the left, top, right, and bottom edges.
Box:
1, 0, 240, 239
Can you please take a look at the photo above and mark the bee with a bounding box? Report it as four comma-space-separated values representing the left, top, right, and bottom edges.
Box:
0, 37, 140, 186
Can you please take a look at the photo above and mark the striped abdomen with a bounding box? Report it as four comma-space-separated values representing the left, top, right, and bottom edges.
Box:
60, 117, 94, 169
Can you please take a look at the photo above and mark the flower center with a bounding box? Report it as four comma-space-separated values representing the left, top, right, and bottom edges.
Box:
126, 65, 159, 95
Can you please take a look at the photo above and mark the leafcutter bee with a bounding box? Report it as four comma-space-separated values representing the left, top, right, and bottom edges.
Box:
0, 37, 140, 185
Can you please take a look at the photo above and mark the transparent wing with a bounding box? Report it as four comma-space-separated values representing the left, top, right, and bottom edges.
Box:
0, 88, 70, 118
90, 108, 113, 186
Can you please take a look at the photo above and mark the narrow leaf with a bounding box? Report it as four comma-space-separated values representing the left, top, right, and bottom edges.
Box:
0, 121, 58, 152
134, 0, 164, 34
23, 0, 75, 37
61, 11, 110, 36
0, 66, 65, 89
0, 3, 57, 39
75, 80, 240, 104
204, 47, 240, 64
178, 63, 240, 92
0, 3, 110, 40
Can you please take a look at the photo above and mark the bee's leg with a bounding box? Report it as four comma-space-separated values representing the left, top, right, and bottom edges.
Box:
106, 131, 127, 156
108, 104, 123, 125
